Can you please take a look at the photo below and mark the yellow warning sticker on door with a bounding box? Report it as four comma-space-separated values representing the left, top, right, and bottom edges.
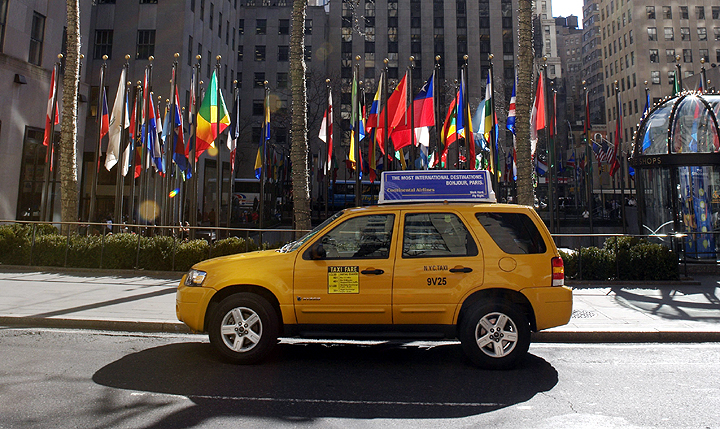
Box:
328, 266, 359, 294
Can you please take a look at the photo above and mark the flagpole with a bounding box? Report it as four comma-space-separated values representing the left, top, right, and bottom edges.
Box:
409, 56, 416, 170
582, 80, 594, 234
552, 82, 560, 233
214, 56, 222, 238
129, 82, 140, 226
140, 58, 154, 229
354, 57, 361, 207
190, 56, 201, 238
114, 56, 130, 230
383, 58, 391, 172
324, 79, 330, 219
89, 56, 108, 225
700, 58, 707, 93
163, 53, 179, 231
636, 81, 648, 233
40, 58, 61, 222
227, 82, 238, 230
615, 80, 627, 234
541, 58, 554, 233
259, 82, 269, 236
434, 55, 441, 169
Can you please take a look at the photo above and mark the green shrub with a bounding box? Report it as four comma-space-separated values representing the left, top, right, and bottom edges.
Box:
101, 233, 141, 269
138, 235, 174, 271
175, 239, 211, 271
32, 234, 68, 267
212, 236, 256, 257
0, 224, 32, 265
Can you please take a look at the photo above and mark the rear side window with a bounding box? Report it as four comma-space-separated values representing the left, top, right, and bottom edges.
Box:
402, 213, 478, 258
475, 212, 547, 254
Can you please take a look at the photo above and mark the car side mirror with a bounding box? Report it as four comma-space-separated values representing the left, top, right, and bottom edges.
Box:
310, 243, 326, 260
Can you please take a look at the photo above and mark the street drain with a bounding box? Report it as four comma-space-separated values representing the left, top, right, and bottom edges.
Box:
571, 309, 596, 319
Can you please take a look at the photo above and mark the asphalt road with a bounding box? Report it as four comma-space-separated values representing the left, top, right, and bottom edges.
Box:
1, 328, 718, 429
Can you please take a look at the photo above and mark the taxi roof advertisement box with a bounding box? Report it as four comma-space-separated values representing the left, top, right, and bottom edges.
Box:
379, 170, 497, 204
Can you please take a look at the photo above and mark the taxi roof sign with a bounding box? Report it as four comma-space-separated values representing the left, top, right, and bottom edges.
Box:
379, 170, 496, 204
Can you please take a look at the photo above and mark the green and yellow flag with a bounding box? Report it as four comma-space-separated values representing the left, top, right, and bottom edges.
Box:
195, 70, 230, 159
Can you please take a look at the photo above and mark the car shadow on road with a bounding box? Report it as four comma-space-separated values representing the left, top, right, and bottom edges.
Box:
93, 340, 558, 426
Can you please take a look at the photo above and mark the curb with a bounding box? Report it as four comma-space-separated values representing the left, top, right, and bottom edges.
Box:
3, 316, 720, 343
533, 330, 720, 343
0, 316, 191, 334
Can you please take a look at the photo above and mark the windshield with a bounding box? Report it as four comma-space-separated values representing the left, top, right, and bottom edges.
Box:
279, 210, 345, 253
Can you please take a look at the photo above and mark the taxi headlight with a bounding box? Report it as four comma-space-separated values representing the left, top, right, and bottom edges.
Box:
184, 269, 207, 286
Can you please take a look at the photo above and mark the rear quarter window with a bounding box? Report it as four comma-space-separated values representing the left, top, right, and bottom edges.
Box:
475, 212, 547, 254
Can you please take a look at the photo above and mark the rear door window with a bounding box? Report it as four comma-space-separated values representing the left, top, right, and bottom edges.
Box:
475, 212, 547, 254
402, 212, 478, 258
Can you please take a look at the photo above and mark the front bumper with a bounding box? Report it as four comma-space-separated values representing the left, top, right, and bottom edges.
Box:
176, 282, 216, 332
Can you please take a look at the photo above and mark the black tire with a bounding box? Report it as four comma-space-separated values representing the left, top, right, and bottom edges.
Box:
208, 293, 279, 364
459, 300, 531, 370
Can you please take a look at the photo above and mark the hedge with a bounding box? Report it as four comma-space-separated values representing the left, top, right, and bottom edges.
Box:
0, 224, 279, 272
560, 236, 679, 281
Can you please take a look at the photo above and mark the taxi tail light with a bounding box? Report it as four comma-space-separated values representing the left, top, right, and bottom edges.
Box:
551, 257, 564, 287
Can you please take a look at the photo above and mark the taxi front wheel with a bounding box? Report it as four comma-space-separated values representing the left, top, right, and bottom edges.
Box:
459, 301, 530, 370
209, 293, 279, 364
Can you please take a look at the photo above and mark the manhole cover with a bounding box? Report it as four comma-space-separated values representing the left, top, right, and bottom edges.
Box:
571, 309, 596, 319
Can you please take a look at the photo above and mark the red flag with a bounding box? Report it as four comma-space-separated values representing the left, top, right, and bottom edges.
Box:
43, 67, 59, 147
375, 74, 407, 148
533, 76, 545, 130
99, 87, 110, 142
609, 100, 622, 176
392, 72, 435, 149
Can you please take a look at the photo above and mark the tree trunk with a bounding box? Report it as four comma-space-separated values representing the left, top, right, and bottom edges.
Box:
515, 0, 534, 207
290, 0, 311, 232
60, 0, 81, 233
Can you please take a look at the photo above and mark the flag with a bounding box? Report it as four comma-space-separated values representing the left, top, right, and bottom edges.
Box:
99, 87, 110, 143
567, 152, 576, 169
366, 74, 383, 130
121, 92, 138, 177
438, 92, 458, 166
506, 71, 516, 135
105, 68, 128, 171
348, 74, 359, 171
319, 89, 333, 173
392, 72, 435, 148
536, 158, 548, 175
415, 126, 430, 169
255, 89, 270, 179
173, 85, 190, 178
196, 70, 230, 160
43, 66, 59, 147
473, 100, 488, 151
482, 71, 498, 176
672, 71, 681, 96
377, 73, 407, 149
530, 73, 545, 154
227, 87, 240, 178
145, 94, 163, 172
186, 70, 197, 158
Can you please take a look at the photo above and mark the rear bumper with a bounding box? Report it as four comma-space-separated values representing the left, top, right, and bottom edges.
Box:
521, 286, 573, 331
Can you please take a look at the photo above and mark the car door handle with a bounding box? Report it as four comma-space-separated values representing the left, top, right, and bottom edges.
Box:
361, 269, 385, 275
449, 267, 473, 273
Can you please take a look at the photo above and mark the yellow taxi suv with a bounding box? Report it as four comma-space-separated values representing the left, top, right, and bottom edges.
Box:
177, 170, 572, 369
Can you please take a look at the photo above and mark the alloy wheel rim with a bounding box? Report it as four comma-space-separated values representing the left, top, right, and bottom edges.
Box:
474, 312, 519, 358
220, 306, 263, 353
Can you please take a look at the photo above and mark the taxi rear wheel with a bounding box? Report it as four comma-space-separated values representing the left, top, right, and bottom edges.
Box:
459, 301, 530, 370
208, 293, 279, 364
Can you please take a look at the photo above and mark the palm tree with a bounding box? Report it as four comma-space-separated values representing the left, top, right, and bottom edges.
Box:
59, 0, 81, 233
289, 0, 311, 232
515, 0, 534, 207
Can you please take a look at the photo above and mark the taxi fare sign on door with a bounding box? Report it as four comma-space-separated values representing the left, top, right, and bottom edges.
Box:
328, 266, 359, 294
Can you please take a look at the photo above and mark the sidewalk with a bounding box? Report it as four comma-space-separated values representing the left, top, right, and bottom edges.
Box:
0, 266, 719, 342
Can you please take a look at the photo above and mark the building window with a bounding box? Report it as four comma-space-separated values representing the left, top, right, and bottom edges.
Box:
304, 46, 312, 61
93, 30, 113, 59
0, 0, 9, 51
646, 6, 655, 19
698, 27, 707, 40
136, 29, 155, 59
200, 0, 204, 20
256, 19, 266, 35
664, 27, 674, 41
277, 72, 288, 89
700, 49, 709, 62
683, 49, 692, 62
649, 49, 659, 63
17, 127, 54, 220
715, 27, 720, 41
279, 19, 289, 35
209, 3, 214, 29
255, 45, 265, 61
716, 49, 720, 63
666, 48, 675, 63
629, 30, 633, 44
139, 0, 158, 3
218, 13, 222, 38
680, 27, 690, 41
680, 6, 688, 19
29, 12, 45, 66
253, 100, 263, 116
647, 27, 657, 41
278, 45, 289, 61
237, 45, 243, 61
238, 19, 243, 34
662, 6, 672, 19
696, 6, 705, 19
713, 6, 720, 20
254, 72, 265, 88
651, 70, 660, 84
668, 71, 675, 85
305, 19, 312, 35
